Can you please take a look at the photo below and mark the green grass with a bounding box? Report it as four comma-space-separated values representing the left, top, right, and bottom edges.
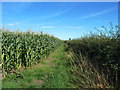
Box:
50, 60, 57, 63
0, 79, 2, 90
2, 44, 73, 88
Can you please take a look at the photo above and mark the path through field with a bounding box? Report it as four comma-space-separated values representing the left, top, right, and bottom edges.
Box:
2, 44, 73, 88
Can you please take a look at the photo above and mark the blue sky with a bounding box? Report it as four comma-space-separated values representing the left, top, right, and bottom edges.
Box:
2, 2, 118, 40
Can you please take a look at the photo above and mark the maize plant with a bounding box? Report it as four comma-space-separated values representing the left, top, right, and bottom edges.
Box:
1, 29, 62, 76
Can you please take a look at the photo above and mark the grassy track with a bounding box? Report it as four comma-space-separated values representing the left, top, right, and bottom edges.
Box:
2, 44, 73, 88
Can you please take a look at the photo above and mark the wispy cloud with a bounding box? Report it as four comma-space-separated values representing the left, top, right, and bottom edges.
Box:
40, 26, 55, 29
43, 9, 71, 19
20, 9, 71, 24
6, 22, 23, 26
26, 9, 71, 22
80, 7, 115, 19
65, 26, 83, 29
7, 24, 15, 26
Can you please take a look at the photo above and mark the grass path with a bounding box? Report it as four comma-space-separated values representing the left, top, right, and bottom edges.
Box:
2, 44, 73, 88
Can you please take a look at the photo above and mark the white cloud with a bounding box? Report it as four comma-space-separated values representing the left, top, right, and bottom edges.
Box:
6, 22, 23, 26
43, 9, 71, 18
40, 26, 55, 29
7, 24, 14, 26
80, 7, 115, 19
19, 10, 70, 24
65, 26, 83, 29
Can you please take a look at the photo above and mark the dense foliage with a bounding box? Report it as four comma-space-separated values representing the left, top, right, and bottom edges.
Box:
1, 30, 61, 75
65, 24, 120, 87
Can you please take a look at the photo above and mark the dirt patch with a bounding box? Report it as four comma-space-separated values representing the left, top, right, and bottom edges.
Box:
0, 74, 2, 80
46, 58, 56, 66
32, 63, 45, 68
33, 79, 44, 85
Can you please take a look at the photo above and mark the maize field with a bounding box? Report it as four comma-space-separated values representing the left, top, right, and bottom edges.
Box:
0, 29, 62, 75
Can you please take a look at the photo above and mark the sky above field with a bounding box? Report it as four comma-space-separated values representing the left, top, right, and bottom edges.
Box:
2, 2, 118, 40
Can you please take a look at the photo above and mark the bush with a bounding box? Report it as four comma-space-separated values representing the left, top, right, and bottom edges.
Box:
65, 23, 120, 87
